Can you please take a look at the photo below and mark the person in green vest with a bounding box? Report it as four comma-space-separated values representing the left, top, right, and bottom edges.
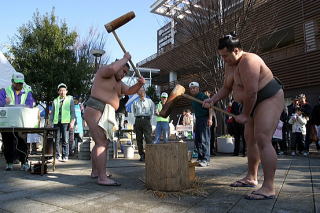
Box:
50, 83, 75, 162
0, 72, 34, 171
154, 92, 170, 144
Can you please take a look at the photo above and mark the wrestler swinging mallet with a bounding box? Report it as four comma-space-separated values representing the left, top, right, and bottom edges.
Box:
104, 11, 142, 78
159, 84, 236, 118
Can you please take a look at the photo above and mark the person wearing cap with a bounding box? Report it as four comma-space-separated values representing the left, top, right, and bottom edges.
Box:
0, 72, 34, 171
50, 83, 76, 162
189, 82, 213, 167
132, 87, 155, 161
202, 34, 284, 200
84, 52, 145, 186
154, 92, 170, 144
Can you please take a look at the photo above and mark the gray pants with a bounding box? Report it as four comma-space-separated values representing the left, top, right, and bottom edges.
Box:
54, 123, 69, 158
134, 117, 152, 156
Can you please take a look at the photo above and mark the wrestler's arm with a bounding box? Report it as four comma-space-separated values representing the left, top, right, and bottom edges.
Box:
99, 53, 131, 78
121, 77, 145, 95
238, 56, 260, 118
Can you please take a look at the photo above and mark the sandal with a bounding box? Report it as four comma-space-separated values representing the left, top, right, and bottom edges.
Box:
90, 173, 112, 178
97, 179, 121, 186
245, 191, 275, 200
230, 180, 257, 188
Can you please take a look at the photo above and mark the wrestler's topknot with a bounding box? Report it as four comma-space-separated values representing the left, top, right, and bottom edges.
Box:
218, 32, 242, 51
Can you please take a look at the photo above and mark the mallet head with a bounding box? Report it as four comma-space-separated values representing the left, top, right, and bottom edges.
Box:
159, 84, 186, 118
105, 11, 135, 33
167, 84, 185, 102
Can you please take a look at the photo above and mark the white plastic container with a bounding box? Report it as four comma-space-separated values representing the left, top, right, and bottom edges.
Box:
123, 144, 135, 159
217, 137, 234, 153
0, 106, 39, 127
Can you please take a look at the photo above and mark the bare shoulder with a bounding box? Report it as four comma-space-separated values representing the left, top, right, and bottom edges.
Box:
238, 53, 263, 72
96, 64, 114, 78
240, 52, 263, 65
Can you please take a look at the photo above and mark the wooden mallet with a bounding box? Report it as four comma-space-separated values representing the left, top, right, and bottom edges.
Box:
159, 84, 235, 118
105, 11, 142, 78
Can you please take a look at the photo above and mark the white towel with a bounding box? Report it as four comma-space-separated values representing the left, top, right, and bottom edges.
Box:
98, 104, 118, 140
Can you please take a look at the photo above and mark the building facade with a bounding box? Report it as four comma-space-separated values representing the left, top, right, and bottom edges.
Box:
138, 0, 320, 127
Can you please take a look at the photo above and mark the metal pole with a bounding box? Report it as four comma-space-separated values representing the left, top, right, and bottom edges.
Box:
94, 56, 98, 73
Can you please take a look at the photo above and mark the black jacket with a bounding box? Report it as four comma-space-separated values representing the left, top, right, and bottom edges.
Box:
311, 103, 320, 125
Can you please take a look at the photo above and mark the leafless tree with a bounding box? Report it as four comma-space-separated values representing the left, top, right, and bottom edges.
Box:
165, 0, 280, 133
173, 0, 263, 91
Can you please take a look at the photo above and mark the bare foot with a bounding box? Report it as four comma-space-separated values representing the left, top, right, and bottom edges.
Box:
97, 177, 121, 186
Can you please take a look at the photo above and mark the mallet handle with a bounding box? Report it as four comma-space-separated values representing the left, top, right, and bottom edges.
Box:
182, 94, 236, 117
112, 31, 142, 78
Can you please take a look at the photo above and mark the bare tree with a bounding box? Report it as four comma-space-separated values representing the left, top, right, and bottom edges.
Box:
161, 0, 264, 134
75, 26, 109, 97
173, 0, 262, 90
153, 0, 283, 133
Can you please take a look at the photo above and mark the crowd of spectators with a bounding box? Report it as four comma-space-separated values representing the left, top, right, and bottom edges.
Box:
0, 76, 85, 171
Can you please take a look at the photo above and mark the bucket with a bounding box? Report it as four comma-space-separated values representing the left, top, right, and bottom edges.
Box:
123, 145, 135, 159
217, 137, 234, 153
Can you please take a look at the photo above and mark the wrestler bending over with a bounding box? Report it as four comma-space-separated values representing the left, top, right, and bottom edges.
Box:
84, 52, 145, 186
203, 33, 284, 200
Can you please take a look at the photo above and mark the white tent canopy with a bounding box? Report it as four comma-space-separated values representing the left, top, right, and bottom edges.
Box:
0, 51, 17, 89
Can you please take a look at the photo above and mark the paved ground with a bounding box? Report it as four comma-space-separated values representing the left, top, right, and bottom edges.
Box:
0, 148, 319, 213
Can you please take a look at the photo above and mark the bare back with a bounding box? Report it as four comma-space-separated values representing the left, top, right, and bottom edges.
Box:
90, 70, 123, 110
224, 52, 273, 103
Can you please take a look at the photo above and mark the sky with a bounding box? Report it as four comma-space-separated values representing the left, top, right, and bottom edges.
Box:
0, 0, 168, 64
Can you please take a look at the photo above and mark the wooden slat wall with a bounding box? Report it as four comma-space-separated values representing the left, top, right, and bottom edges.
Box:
142, 0, 320, 96
256, 0, 320, 90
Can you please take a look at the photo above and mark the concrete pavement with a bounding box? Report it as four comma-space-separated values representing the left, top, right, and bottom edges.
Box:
0, 149, 319, 213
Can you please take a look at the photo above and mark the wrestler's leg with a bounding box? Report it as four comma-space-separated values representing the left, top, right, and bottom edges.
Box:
249, 90, 284, 197
84, 107, 115, 184
84, 108, 100, 176
231, 119, 259, 187
244, 119, 260, 183
90, 145, 98, 176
